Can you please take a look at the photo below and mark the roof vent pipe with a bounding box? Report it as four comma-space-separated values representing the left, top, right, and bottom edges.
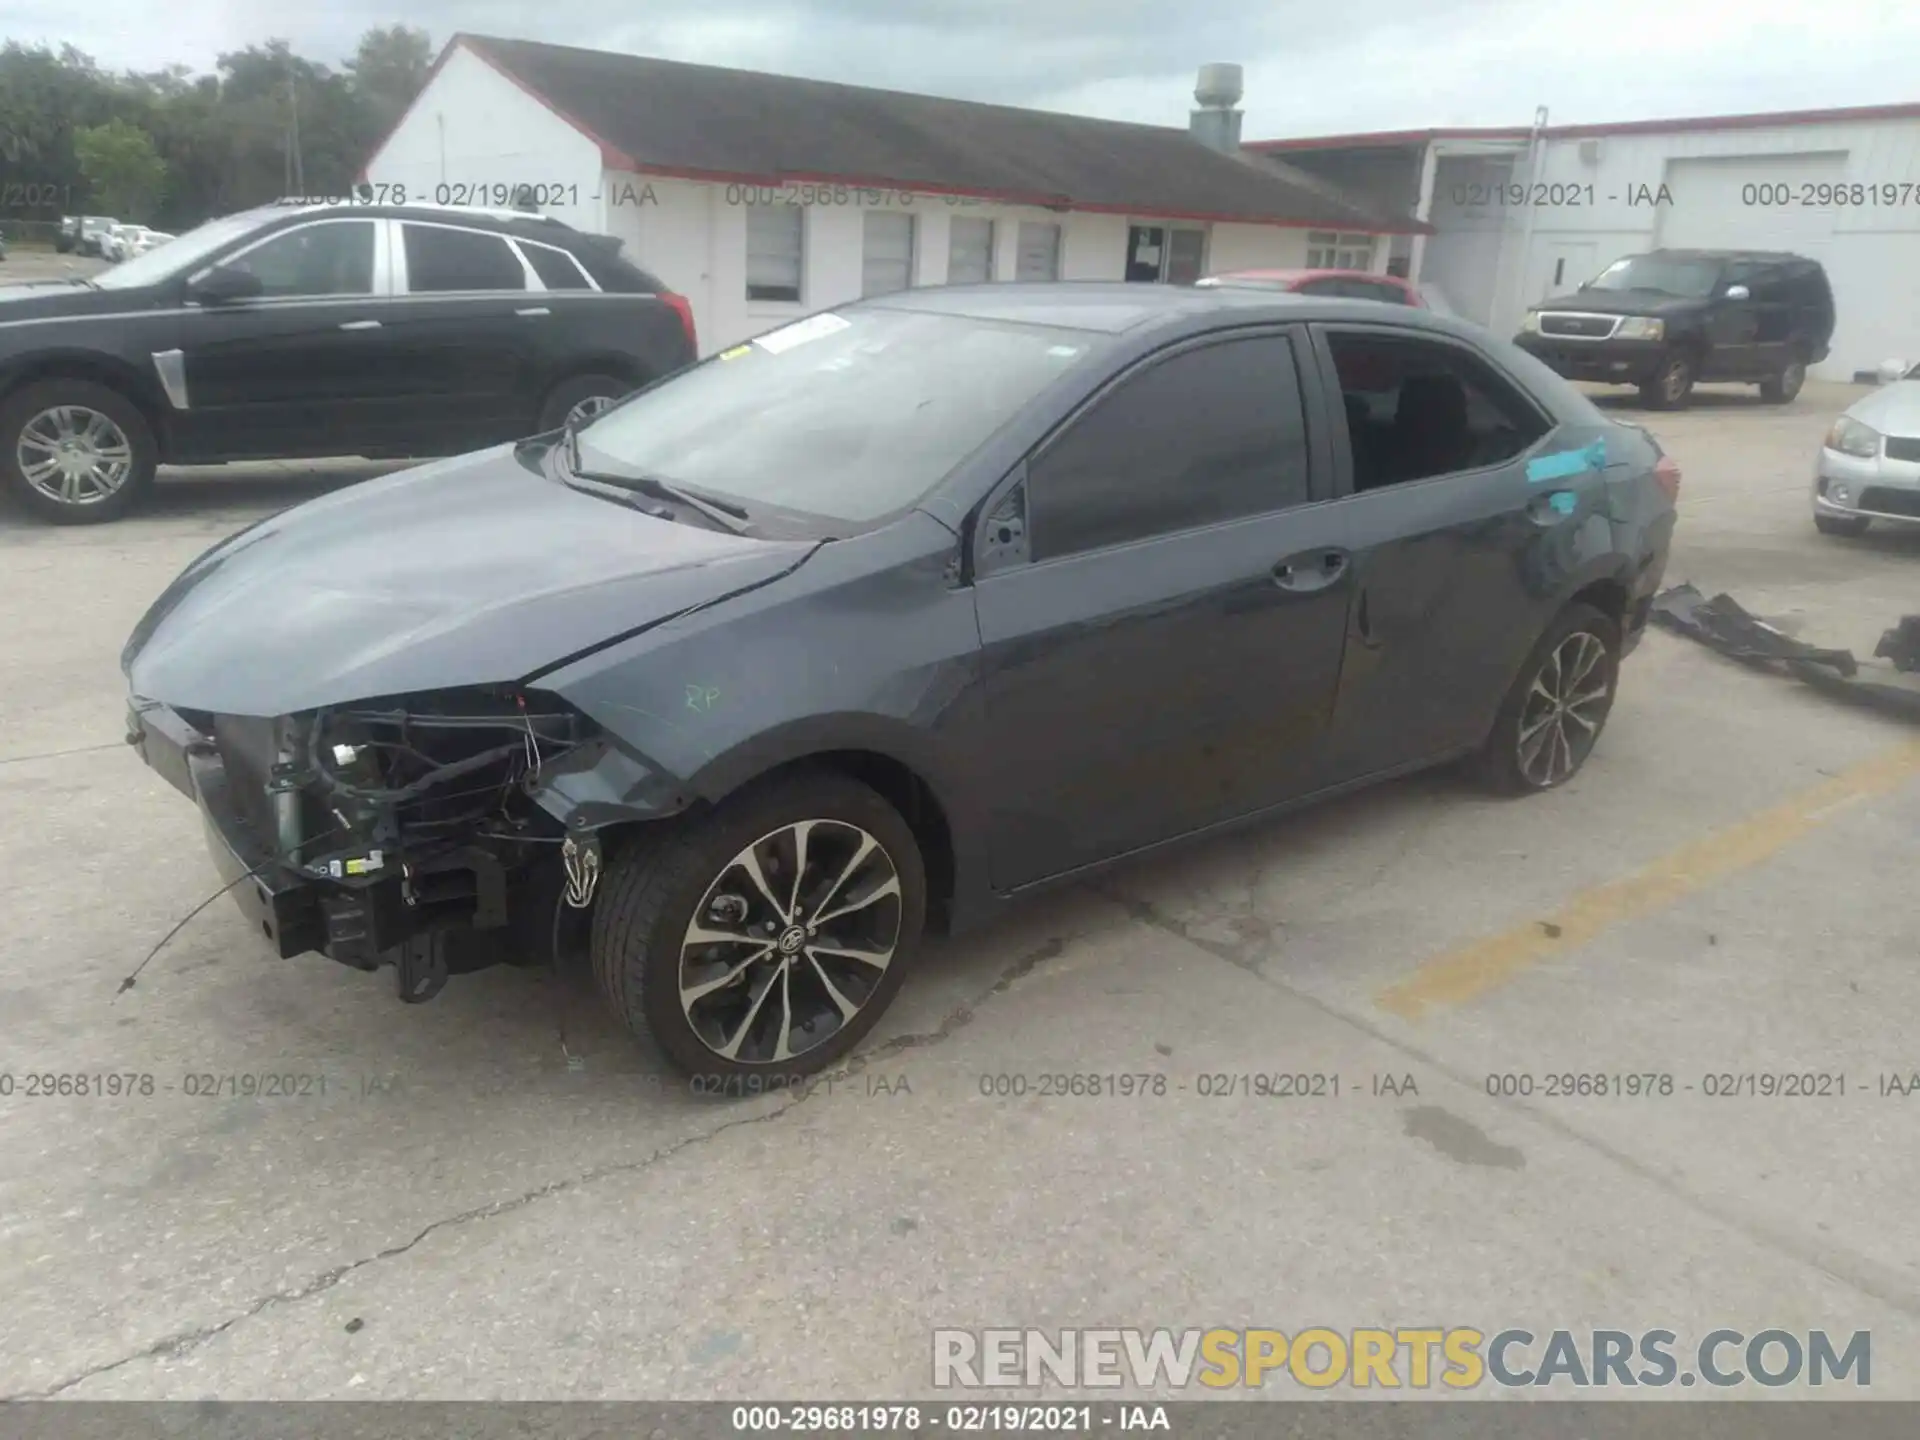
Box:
1190, 63, 1244, 154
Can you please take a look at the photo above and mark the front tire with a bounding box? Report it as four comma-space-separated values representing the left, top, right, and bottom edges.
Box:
1638, 352, 1695, 410
0, 379, 157, 524
536, 372, 632, 433
1472, 603, 1621, 795
590, 771, 927, 1085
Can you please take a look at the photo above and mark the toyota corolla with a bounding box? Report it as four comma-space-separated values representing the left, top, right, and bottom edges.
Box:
123, 283, 1676, 1083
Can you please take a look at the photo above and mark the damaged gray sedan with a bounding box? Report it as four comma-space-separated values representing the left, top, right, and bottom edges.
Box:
124, 284, 1675, 1082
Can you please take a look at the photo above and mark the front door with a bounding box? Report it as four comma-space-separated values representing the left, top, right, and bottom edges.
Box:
1703, 264, 1761, 378
970, 329, 1352, 891
1308, 324, 1602, 781
171, 216, 393, 461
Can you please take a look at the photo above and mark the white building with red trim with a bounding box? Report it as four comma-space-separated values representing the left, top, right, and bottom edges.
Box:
360, 35, 1423, 356
1250, 104, 1920, 381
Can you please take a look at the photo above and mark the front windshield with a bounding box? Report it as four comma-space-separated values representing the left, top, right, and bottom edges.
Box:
92, 209, 276, 290
1583, 254, 1723, 299
573, 306, 1109, 524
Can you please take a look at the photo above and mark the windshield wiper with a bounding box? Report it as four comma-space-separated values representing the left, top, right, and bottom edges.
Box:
558, 416, 751, 532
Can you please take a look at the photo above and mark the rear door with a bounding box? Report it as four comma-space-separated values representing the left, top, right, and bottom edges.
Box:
381, 219, 552, 450
969, 327, 1354, 890
1305, 324, 1601, 782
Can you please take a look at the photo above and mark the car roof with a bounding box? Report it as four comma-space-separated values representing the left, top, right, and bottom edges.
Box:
259, 199, 593, 245
1634, 247, 1815, 264
1204, 268, 1411, 286
866, 281, 1467, 338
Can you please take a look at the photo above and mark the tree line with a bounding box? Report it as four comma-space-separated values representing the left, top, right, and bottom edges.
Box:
0, 26, 433, 240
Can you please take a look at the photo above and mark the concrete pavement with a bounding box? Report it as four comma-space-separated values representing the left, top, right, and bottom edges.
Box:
1, 380, 1915, 1401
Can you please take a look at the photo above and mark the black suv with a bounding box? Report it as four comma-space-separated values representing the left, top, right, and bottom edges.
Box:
1514, 249, 1834, 410
0, 201, 699, 523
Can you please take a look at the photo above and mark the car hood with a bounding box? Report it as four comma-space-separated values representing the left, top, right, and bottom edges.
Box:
1534, 289, 1708, 318
1845, 380, 1920, 434
122, 444, 820, 717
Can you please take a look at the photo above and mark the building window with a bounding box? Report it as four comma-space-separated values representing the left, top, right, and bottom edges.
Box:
1306, 231, 1376, 271
948, 216, 996, 284
1125, 224, 1208, 284
862, 211, 917, 297
746, 202, 804, 303
1015, 221, 1061, 281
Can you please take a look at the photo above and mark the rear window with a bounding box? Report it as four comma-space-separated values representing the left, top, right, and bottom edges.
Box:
521, 243, 592, 290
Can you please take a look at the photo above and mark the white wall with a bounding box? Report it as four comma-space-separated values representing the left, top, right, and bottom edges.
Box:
600, 171, 1320, 355
362, 46, 605, 235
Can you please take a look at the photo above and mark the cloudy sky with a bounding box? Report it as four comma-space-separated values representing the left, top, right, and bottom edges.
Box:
5, 0, 1918, 139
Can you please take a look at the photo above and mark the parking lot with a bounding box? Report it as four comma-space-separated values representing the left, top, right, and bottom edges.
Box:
2, 266, 1919, 1398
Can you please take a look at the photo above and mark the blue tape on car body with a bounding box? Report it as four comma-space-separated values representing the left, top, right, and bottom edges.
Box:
1526, 435, 1608, 484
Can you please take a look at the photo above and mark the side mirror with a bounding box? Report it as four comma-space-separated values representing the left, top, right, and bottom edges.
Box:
1721, 284, 1750, 301
188, 265, 263, 305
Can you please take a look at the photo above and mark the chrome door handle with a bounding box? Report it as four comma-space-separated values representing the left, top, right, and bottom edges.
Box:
516, 307, 551, 316
338, 319, 381, 330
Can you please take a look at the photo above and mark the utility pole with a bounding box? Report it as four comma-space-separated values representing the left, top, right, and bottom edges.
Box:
286, 60, 305, 196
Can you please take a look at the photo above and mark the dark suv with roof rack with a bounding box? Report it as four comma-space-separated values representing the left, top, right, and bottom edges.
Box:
0, 201, 699, 523
1514, 248, 1834, 410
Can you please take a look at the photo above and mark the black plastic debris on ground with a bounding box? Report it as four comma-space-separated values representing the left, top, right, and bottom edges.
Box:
1877, 615, 1920, 673
1651, 584, 1920, 725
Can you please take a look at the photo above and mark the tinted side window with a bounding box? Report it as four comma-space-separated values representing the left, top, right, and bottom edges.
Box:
403, 225, 527, 292
1027, 335, 1312, 562
228, 221, 374, 297
522, 242, 592, 290
1326, 332, 1550, 491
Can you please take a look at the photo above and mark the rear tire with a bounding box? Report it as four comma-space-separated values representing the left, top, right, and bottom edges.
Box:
0, 379, 157, 524
1815, 512, 1871, 537
1759, 356, 1807, 404
590, 771, 927, 1086
1471, 603, 1621, 795
1638, 352, 1695, 410
535, 372, 632, 433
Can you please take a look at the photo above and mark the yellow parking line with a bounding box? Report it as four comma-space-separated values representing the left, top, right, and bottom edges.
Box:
1376, 739, 1920, 1021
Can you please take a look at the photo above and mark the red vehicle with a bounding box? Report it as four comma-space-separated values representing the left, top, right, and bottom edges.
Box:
1196, 268, 1427, 307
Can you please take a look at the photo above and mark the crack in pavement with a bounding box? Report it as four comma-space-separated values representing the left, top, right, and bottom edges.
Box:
2, 936, 1070, 1401
1103, 883, 1920, 1325
0, 741, 124, 768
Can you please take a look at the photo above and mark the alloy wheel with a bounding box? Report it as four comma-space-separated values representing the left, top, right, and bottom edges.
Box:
564, 394, 617, 426
1779, 361, 1806, 399
1515, 630, 1612, 788
17, 405, 133, 506
678, 819, 903, 1065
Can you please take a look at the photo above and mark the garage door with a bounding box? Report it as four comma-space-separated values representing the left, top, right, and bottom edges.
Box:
1657, 153, 1846, 253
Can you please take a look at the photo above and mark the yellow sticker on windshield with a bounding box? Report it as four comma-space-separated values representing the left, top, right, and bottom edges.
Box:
719, 345, 752, 360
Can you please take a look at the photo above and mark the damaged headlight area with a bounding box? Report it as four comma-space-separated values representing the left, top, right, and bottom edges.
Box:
168, 685, 612, 999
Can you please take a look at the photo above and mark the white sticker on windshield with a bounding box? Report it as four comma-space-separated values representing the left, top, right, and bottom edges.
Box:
1046, 345, 1083, 358
753, 312, 852, 354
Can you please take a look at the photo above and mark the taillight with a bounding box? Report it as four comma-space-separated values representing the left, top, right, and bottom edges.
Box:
1653, 454, 1681, 502
660, 292, 697, 353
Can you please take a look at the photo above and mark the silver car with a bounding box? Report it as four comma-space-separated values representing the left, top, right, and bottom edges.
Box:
1814, 364, 1920, 536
